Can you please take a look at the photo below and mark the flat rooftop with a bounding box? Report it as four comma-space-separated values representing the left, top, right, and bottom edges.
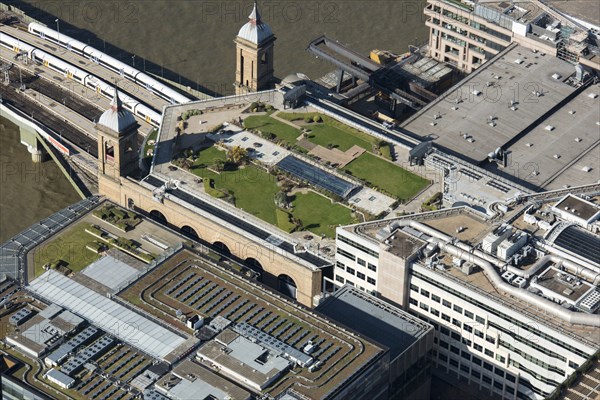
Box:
504, 85, 600, 189
554, 194, 600, 221
402, 45, 578, 164
316, 286, 432, 360
546, 0, 600, 28
156, 359, 251, 400
198, 330, 291, 391
119, 249, 384, 398
534, 266, 594, 303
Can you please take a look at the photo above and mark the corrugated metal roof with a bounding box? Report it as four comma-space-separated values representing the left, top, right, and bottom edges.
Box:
28, 271, 186, 360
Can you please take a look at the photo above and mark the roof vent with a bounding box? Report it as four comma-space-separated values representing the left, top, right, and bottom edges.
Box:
553, 154, 561, 159
589, 93, 598, 99
526, 143, 533, 147
568, 110, 576, 115
545, 125, 555, 131
575, 137, 582, 142
582, 166, 592, 172
515, 59, 524, 64
552, 73, 562, 80
472, 90, 482, 96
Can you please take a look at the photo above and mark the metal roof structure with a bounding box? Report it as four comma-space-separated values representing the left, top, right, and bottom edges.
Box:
81, 255, 139, 292
553, 225, 600, 265
277, 155, 359, 199
28, 271, 187, 360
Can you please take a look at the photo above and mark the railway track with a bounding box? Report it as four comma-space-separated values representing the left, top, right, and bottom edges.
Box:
0, 82, 98, 158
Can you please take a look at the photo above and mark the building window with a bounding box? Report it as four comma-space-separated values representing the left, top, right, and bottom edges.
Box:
346, 267, 355, 275
569, 361, 579, 369
506, 374, 516, 383
506, 387, 515, 395
336, 261, 345, 270
420, 303, 429, 311
485, 335, 495, 344
431, 308, 440, 317
440, 340, 449, 349
357, 258, 366, 266
472, 356, 482, 365
410, 283, 419, 292
494, 368, 505, 378
368, 263, 377, 272
461, 364, 470, 373
461, 350, 471, 360
346, 280, 354, 287
474, 344, 483, 352
440, 327, 450, 336
495, 354, 506, 364
439, 353, 448, 362
464, 310, 474, 319
464, 324, 473, 333
443, 299, 451, 308
472, 370, 481, 379
494, 381, 503, 390
483, 362, 493, 372
442, 313, 451, 322
450, 358, 459, 367
356, 272, 365, 280
452, 319, 461, 328
421, 289, 430, 298
484, 349, 494, 358
451, 332, 461, 341
367, 277, 376, 285
335, 275, 344, 283
338, 235, 379, 257
482, 375, 492, 384
462, 338, 472, 347
337, 248, 355, 261
453, 305, 463, 313
476, 315, 485, 324
409, 298, 418, 306
432, 294, 441, 303
474, 330, 483, 338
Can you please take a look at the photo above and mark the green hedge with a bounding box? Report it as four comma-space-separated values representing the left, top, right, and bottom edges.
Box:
204, 179, 227, 198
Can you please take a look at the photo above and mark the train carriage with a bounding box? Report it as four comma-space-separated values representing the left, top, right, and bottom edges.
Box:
29, 22, 192, 105
4, 30, 162, 127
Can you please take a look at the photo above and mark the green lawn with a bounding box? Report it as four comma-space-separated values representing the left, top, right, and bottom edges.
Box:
279, 113, 378, 152
345, 153, 429, 200
306, 123, 373, 152
193, 145, 227, 168
32, 222, 102, 277
243, 115, 301, 145
192, 164, 281, 225
291, 192, 356, 238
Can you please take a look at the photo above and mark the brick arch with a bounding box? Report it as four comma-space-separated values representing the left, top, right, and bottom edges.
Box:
180, 225, 200, 240
149, 209, 168, 223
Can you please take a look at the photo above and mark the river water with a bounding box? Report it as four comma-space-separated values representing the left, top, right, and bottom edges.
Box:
0, 117, 81, 242
2, 0, 428, 240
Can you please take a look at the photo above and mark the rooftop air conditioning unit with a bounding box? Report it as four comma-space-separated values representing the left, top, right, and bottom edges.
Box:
552, 73, 562, 80
545, 125, 555, 131
515, 59, 524, 64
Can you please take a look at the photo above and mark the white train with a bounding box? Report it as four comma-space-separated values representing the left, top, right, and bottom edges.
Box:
0, 32, 161, 127
28, 22, 192, 105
